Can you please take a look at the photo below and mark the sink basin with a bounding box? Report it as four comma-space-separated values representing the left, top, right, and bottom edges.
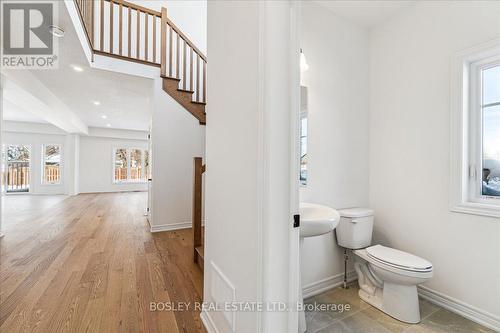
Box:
299, 203, 340, 238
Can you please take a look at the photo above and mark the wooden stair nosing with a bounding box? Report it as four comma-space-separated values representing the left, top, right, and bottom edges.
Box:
161, 74, 180, 81
195, 246, 204, 271
178, 88, 195, 94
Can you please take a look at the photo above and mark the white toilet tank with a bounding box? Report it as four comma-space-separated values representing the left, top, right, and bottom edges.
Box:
336, 208, 374, 249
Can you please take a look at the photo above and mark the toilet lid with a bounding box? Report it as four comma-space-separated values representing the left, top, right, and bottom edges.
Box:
366, 245, 433, 272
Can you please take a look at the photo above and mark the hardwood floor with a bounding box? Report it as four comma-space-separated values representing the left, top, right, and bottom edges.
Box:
0, 192, 206, 333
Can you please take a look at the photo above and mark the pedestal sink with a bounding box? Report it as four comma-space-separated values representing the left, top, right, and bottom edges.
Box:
299, 203, 340, 333
300, 203, 340, 238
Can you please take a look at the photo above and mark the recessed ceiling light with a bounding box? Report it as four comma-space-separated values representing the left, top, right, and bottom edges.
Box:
93, 101, 101, 106
71, 65, 83, 72
49, 25, 65, 38
106, 124, 111, 127
101, 115, 107, 119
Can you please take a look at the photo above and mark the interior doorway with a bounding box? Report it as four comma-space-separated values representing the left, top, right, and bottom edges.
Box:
4, 144, 31, 193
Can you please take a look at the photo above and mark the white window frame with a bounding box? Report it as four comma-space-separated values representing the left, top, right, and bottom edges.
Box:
112, 147, 148, 184
41, 144, 63, 185
450, 39, 500, 218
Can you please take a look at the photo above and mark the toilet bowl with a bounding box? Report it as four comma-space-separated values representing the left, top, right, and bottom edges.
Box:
354, 245, 433, 323
335, 208, 433, 324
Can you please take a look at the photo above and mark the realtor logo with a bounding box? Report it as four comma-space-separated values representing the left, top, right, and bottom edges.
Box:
1, 1, 58, 69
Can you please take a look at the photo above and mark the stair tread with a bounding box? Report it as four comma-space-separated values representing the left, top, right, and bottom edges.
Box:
162, 75, 206, 125
195, 246, 204, 260
178, 88, 195, 94
161, 75, 181, 81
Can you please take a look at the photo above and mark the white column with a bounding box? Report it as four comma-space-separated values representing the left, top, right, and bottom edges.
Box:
65, 134, 80, 196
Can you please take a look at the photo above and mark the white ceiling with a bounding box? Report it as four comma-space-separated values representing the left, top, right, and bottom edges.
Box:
314, 1, 416, 28
3, 1, 153, 131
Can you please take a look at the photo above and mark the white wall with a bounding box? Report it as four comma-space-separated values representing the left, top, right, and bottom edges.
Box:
299, 2, 370, 288
205, 2, 261, 330
205, 2, 297, 332
2, 122, 148, 195
369, 1, 500, 320
3, 122, 68, 195
150, 77, 205, 231
79, 130, 149, 193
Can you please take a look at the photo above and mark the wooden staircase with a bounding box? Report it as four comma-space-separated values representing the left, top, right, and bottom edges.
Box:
159, 7, 207, 125
161, 76, 206, 124
74, 0, 207, 270
74, 0, 207, 125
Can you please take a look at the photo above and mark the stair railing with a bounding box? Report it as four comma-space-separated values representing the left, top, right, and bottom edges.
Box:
161, 9, 207, 104
73, 0, 206, 104
74, 0, 94, 49
193, 157, 205, 264
95, 0, 161, 66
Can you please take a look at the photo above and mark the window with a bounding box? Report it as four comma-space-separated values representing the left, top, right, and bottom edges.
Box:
42, 145, 62, 184
113, 148, 149, 183
114, 149, 128, 181
144, 150, 151, 180
300, 112, 308, 186
300, 85, 308, 186
451, 41, 500, 217
481, 65, 500, 197
4, 145, 30, 193
130, 149, 142, 181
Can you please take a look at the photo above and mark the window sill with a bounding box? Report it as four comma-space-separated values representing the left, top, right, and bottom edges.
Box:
113, 181, 148, 185
450, 201, 500, 218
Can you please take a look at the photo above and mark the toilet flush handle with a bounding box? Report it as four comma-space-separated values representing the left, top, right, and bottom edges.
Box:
351, 219, 360, 223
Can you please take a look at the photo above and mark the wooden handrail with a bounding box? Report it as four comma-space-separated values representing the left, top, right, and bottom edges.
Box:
165, 18, 207, 62
193, 157, 205, 263
106, 0, 160, 17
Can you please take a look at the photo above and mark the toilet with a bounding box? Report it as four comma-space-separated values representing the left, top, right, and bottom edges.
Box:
336, 208, 433, 324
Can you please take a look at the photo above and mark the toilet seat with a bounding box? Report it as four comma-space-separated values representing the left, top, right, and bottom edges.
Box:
366, 245, 433, 273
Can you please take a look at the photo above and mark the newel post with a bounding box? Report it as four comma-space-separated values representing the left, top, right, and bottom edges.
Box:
193, 157, 203, 262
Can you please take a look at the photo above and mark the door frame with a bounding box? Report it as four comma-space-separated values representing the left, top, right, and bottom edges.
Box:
288, 0, 301, 331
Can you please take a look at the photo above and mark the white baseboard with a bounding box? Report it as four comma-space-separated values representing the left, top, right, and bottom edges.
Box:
150, 222, 192, 233
418, 286, 500, 332
302, 270, 358, 299
201, 310, 219, 333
